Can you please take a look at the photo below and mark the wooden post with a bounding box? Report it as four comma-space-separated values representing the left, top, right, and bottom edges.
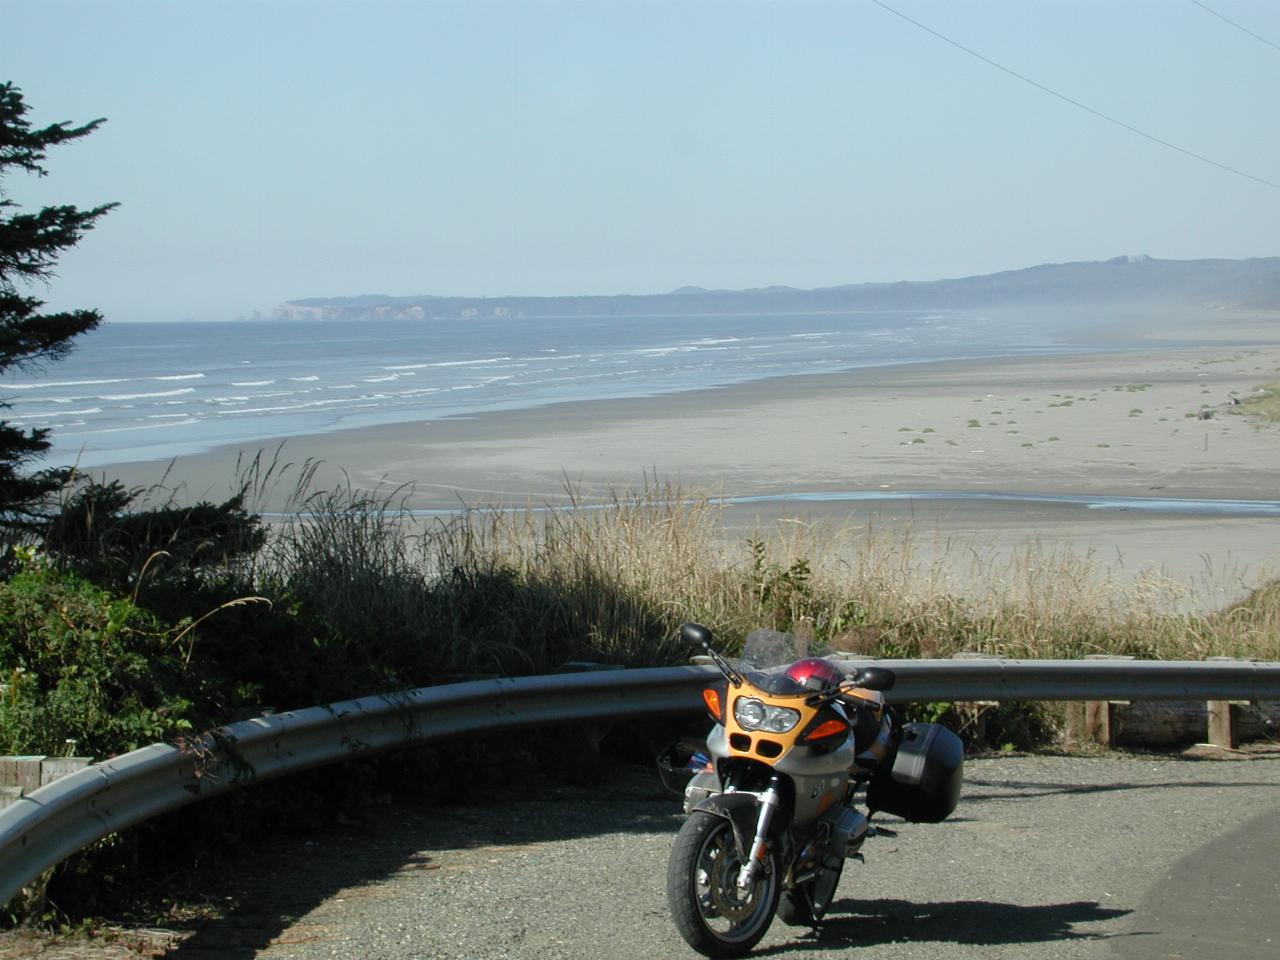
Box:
948, 701, 995, 750
1205, 657, 1248, 750
971, 703, 992, 751
1084, 700, 1114, 747
39, 757, 93, 787
1080, 655, 1136, 748
0, 756, 47, 795
1207, 701, 1235, 749
950, 654, 1001, 751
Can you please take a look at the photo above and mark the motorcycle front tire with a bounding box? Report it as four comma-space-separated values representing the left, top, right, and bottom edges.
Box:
667, 810, 781, 958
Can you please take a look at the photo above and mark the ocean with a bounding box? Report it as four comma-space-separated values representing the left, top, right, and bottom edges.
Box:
4, 310, 1084, 469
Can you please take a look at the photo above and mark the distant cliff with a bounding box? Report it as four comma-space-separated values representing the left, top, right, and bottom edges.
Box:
274, 255, 1280, 322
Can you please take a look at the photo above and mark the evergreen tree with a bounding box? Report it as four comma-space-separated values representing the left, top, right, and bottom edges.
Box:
0, 82, 116, 532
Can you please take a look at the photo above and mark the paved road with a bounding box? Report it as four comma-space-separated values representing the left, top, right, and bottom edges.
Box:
8, 753, 1277, 959
113, 752, 1276, 960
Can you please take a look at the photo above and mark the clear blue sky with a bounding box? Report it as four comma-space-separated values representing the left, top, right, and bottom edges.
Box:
3, 0, 1278, 321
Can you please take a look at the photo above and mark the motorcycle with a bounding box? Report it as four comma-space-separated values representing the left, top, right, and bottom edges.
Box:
661, 623, 963, 957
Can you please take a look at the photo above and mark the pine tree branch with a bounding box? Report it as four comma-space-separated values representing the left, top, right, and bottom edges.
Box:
0, 82, 106, 179
0, 203, 118, 281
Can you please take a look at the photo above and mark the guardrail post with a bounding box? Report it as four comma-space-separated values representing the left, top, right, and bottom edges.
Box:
1206, 701, 1236, 749
951, 654, 1002, 751
0, 756, 93, 811
1083, 700, 1110, 747
1077, 655, 1137, 747
1205, 658, 1247, 749
555, 661, 626, 757
0, 756, 46, 796
39, 758, 93, 787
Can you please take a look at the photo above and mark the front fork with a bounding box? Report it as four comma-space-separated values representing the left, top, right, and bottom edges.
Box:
735, 776, 782, 890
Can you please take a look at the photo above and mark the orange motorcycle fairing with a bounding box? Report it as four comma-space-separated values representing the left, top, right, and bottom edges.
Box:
719, 686, 839, 763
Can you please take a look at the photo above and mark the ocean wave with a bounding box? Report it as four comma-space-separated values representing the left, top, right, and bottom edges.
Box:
5, 377, 129, 390
21, 396, 85, 405
289, 375, 321, 382
342, 394, 387, 408
541, 371, 637, 385
9, 406, 104, 419
438, 356, 512, 367
634, 344, 733, 356
61, 418, 199, 435
515, 353, 583, 363
231, 380, 275, 386
436, 376, 517, 392
99, 388, 197, 401
385, 356, 512, 370
217, 402, 312, 415
363, 374, 400, 383
387, 387, 442, 398
218, 394, 386, 416
7, 372, 203, 392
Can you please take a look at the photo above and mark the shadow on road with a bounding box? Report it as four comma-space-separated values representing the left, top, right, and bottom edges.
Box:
151, 767, 680, 959
758, 898, 1133, 954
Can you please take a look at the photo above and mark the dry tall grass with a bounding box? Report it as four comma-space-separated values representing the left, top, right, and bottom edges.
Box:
239, 464, 1280, 677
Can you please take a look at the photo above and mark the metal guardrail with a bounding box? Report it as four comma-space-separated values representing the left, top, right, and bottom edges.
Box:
3, 657, 1280, 905
841, 657, 1280, 704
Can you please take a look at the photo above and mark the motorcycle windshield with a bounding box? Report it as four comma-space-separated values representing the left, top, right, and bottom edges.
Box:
742, 669, 809, 697
740, 628, 801, 669
735, 628, 822, 698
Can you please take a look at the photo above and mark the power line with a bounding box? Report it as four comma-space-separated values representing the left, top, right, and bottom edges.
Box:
865, 0, 1280, 192
1188, 0, 1280, 55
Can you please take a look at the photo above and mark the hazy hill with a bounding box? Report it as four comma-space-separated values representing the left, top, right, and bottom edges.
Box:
275, 255, 1280, 321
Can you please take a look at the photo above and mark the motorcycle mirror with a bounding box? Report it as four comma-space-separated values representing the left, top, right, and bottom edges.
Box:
856, 666, 897, 692
681, 622, 714, 651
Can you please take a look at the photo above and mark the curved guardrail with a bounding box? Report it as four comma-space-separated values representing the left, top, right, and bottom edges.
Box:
850, 656, 1280, 703
3, 657, 1279, 905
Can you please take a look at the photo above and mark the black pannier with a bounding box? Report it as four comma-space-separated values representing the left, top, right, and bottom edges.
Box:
866, 722, 963, 823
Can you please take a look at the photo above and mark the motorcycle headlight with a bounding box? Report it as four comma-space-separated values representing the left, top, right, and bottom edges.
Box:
734, 697, 800, 733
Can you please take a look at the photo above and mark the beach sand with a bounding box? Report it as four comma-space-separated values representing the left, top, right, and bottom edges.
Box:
94, 336, 1280, 608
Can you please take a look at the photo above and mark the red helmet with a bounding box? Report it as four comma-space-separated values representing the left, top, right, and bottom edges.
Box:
784, 657, 845, 691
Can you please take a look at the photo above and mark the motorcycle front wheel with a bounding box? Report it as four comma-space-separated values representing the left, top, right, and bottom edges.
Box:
666, 811, 780, 958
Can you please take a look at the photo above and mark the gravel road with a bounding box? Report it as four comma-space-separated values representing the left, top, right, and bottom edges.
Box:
6, 752, 1279, 959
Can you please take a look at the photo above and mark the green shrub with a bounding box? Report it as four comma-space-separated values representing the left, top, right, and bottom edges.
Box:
41, 478, 265, 591
0, 567, 197, 757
